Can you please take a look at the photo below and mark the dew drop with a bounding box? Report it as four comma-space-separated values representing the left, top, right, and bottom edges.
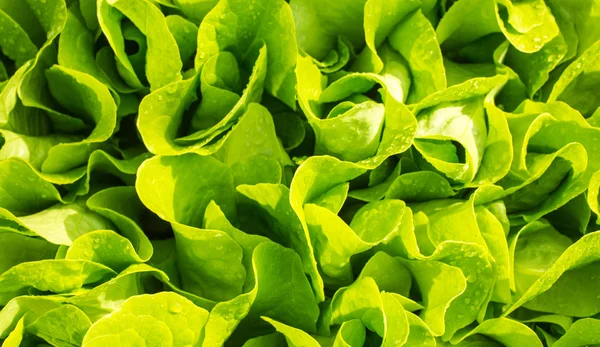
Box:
166, 85, 178, 95
169, 302, 182, 314
222, 309, 234, 320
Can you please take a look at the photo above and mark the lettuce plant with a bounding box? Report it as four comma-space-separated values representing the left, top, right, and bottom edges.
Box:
1, 0, 600, 346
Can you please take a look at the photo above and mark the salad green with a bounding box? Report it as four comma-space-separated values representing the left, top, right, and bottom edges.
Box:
1, 0, 600, 345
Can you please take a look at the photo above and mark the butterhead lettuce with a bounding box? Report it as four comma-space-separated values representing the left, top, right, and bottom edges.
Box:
0, 0, 600, 346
